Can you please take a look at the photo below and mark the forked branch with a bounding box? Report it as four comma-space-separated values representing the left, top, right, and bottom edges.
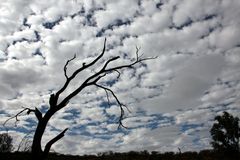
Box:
57, 42, 157, 127
95, 84, 129, 129
3, 107, 42, 127
55, 38, 107, 101
64, 54, 76, 79
44, 128, 68, 155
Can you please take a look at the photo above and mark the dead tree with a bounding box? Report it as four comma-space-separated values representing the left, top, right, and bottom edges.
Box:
4, 38, 157, 160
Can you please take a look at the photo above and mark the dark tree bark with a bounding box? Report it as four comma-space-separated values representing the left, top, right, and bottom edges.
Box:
4, 39, 157, 160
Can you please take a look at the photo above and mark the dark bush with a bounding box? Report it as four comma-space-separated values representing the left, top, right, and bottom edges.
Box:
0, 133, 13, 153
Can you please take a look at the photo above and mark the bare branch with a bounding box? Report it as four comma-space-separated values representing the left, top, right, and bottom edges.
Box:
49, 94, 57, 108
89, 73, 107, 84
3, 107, 35, 127
46, 40, 156, 128
3, 107, 42, 129
101, 56, 120, 71
63, 54, 76, 79
105, 55, 158, 72
58, 45, 157, 112
17, 131, 33, 152
55, 38, 107, 103
44, 128, 68, 155
135, 46, 140, 61
105, 89, 111, 108
99, 47, 158, 76
94, 84, 128, 129
113, 69, 121, 79
118, 105, 128, 129
34, 107, 42, 121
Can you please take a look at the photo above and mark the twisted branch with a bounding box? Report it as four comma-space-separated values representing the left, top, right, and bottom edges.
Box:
3, 107, 41, 127
95, 84, 129, 129
56, 43, 157, 127
55, 38, 107, 101
64, 54, 76, 79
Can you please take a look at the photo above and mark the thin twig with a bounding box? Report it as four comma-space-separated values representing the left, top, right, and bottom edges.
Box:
95, 84, 129, 129
3, 107, 35, 127
64, 54, 76, 79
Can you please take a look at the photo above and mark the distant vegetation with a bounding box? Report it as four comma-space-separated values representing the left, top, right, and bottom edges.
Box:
1, 112, 239, 160
0, 149, 239, 160
0, 133, 13, 153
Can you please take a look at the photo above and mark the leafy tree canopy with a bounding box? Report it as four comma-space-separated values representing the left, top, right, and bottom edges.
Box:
210, 111, 240, 153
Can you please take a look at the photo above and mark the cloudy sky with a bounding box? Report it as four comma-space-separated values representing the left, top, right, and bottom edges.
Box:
0, 0, 240, 155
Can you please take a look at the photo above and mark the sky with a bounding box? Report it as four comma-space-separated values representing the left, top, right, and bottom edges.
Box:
0, 0, 240, 155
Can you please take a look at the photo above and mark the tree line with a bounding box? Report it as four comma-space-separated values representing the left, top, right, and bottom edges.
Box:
1, 111, 239, 160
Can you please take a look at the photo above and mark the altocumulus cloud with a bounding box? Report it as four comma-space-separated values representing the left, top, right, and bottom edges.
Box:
0, 0, 240, 155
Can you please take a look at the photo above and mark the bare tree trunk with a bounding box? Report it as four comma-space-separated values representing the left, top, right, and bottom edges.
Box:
31, 105, 68, 160
31, 109, 55, 160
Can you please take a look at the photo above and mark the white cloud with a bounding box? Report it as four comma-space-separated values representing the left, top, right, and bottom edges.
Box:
139, 54, 226, 113
0, 0, 240, 156
94, 0, 138, 28
172, 0, 219, 26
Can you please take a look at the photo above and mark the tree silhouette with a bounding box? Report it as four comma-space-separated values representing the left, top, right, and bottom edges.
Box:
4, 39, 157, 160
0, 133, 13, 152
210, 111, 240, 154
